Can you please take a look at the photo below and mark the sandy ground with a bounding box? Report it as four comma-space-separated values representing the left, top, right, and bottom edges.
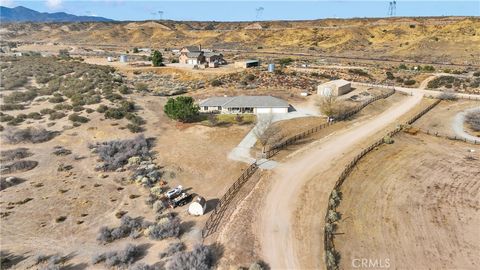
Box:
0, 93, 253, 268
335, 133, 480, 269
257, 91, 423, 269
414, 99, 480, 137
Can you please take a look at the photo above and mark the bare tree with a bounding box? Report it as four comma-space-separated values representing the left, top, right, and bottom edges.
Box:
316, 95, 338, 117
253, 114, 283, 152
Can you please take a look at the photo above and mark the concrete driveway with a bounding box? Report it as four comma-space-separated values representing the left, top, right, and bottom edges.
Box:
228, 106, 321, 167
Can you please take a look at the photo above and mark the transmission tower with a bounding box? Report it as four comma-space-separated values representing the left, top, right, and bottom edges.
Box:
388, 1, 397, 17
158, 11, 164, 20
255, 7, 264, 20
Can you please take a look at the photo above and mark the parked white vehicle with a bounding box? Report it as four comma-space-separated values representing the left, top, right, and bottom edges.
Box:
166, 185, 183, 199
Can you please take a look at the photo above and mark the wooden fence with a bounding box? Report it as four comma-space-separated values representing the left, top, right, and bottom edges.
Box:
202, 161, 258, 239
264, 88, 396, 158
413, 128, 479, 144
323, 99, 441, 270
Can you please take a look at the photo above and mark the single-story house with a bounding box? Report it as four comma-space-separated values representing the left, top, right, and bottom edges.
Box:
204, 52, 225, 64
317, 79, 352, 96
199, 95, 289, 114
234, 59, 260, 68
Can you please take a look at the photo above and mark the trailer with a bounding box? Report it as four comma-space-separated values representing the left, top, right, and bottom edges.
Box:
170, 192, 193, 208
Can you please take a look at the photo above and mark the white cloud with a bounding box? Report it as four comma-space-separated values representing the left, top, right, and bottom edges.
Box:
46, 0, 62, 10
1, 0, 16, 8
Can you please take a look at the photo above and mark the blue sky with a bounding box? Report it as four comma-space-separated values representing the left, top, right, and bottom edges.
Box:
2, 1, 479, 21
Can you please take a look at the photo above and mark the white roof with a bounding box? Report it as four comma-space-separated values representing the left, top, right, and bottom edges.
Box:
199, 96, 289, 108
320, 79, 351, 87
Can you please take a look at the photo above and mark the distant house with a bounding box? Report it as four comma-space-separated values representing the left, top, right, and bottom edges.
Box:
178, 45, 225, 66
317, 79, 352, 96
199, 95, 289, 114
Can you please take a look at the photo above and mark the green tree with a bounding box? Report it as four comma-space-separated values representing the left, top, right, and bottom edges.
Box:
133, 47, 139, 53
163, 96, 199, 122
151, 50, 163, 67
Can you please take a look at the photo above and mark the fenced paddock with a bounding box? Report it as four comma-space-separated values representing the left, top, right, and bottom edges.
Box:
264, 88, 396, 158
202, 162, 258, 239
323, 99, 442, 270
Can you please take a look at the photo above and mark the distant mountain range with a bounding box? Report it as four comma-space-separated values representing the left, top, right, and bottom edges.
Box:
0, 6, 114, 22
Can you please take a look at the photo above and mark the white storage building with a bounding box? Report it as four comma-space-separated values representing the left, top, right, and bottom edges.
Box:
317, 79, 352, 96
199, 95, 289, 114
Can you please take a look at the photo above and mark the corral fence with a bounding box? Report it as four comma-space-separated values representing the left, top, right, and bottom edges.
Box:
323, 99, 441, 270
412, 128, 479, 144
202, 161, 258, 239
264, 88, 396, 158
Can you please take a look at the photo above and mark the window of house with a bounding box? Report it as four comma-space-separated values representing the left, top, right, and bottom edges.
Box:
218, 106, 222, 110
204, 106, 208, 110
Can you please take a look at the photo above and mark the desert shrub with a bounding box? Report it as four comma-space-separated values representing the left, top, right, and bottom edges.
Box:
0, 176, 25, 190
1, 104, 25, 111
348, 69, 369, 77
118, 85, 131, 94
97, 215, 148, 244
210, 79, 222, 87
68, 113, 89, 123
3, 90, 37, 104
327, 210, 340, 222
277, 58, 293, 66
92, 244, 141, 268
2, 127, 57, 144
385, 71, 395, 80
159, 242, 185, 259
167, 244, 214, 270
325, 249, 340, 270
104, 107, 126, 119
147, 215, 181, 240
398, 64, 407, 70
49, 95, 65, 103
120, 100, 136, 112
473, 71, 480, 77
383, 135, 394, 144
245, 74, 256, 81
249, 261, 266, 270
1, 160, 38, 174
0, 147, 32, 161
54, 103, 73, 111
27, 112, 42, 120
7, 116, 25, 126
96, 105, 109, 113
85, 108, 94, 113
135, 83, 149, 92
465, 111, 480, 131
52, 146, 72, 156
130, 263, 158, 270
0, 113, 14, 122
40, 108, 56, 115
164, 96, 199, 122
438, 91, 457, 100
127, 124, 143, 133
126, 113, 145, 126
403, 79, 416, 86
72, 106, 85, 112
49, 111, 66, 120
94, 135, 150, 171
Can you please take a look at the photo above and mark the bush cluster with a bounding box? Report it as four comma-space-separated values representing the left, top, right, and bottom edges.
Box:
167, 245, 214, 270
2, 127, 57, 144
93, 135, 150, 171
97, 215, 150, 244
465, 111, 480, 131
92, 244, 141, 268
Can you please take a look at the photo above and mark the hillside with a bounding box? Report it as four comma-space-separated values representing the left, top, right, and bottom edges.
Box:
1, 17, 479, 64
0, 6, 113, 22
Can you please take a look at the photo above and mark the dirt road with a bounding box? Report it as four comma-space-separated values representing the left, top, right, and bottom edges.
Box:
259, 92, 423, 269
